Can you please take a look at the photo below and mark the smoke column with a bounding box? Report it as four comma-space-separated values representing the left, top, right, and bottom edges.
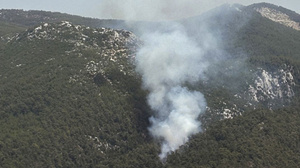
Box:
98, 0, 221, 160
135, 25, 209, 160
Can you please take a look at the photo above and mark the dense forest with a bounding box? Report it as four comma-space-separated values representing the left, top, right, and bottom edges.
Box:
0, 3, 300, 167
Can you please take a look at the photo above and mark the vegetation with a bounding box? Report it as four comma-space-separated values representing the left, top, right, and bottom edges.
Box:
0, 9, 127, 29
166, 105, 300, 168
0, 3, 300, 167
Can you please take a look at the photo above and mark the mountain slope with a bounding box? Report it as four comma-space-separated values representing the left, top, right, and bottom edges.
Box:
0, 21, 164, 167
249, 3, 300, 30
0, 9, 126, 29
180, 3, 300, 121
0, 3, 300, 167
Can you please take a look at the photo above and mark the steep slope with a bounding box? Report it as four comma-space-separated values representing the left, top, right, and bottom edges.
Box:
179, 3, 300, 121
249, 3, 300, 30
0, 21, 26, 48
164, 4, 300, 166
1, 3, 300, 167
0, 21, 165, 167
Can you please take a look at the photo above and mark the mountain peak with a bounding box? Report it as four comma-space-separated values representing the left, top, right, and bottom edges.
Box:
248, 3, 300, 30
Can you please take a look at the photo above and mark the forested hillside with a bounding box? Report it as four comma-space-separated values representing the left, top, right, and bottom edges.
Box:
0, 9, 127, 29
0, 3, 300, 167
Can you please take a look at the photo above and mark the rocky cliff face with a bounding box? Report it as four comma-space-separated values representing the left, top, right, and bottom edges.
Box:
206, 66, 296, 120
247, 67, 295, 108
255, 7, 300, 31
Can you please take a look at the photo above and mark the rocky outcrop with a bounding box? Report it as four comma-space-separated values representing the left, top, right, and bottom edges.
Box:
249, 68, 295, 101
209, 67, 296, 120
255, 7, 300, 31
247, 67, 295, 109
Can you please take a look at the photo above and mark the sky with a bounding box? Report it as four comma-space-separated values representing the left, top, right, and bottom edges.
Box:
0, 0, 299, 20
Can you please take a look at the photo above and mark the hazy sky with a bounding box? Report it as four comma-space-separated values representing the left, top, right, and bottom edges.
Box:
0, 0, 299, 20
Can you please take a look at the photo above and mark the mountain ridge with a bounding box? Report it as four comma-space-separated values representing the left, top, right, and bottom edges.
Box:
248, 3, 300, 30
0, 2, 300, 167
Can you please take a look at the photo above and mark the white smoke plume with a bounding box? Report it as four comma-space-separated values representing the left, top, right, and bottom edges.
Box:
98, 0, 221, 160
135, 25, 210, 159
